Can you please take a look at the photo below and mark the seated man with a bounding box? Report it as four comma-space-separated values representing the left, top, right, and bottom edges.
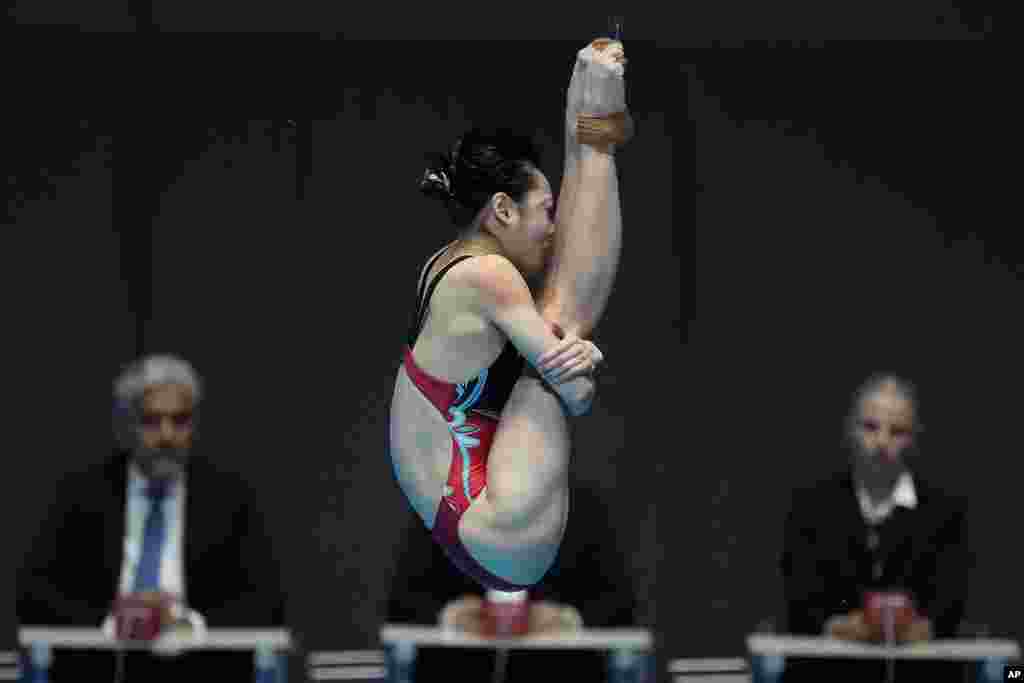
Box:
16, 354, 286, 682
386, 476, 637, 682
779, 373, 970, 682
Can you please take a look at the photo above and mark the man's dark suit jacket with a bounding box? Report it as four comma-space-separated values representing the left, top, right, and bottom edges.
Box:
780, 468, 970, 683
386, 480, 637, 683
16, 450, 286, 682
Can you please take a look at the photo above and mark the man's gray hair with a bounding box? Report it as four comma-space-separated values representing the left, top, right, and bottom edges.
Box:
114, 354, 203, 407
845, 372, 923, 434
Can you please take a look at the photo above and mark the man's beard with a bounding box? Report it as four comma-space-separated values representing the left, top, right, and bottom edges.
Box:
132, 445, 190, 481
847, 437, 918, 492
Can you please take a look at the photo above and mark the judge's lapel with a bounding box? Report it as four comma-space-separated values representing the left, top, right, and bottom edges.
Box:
879, 474, 928, 561
834, 470, 870, 537
101, 452, 131, 597
180, 454, 236, 582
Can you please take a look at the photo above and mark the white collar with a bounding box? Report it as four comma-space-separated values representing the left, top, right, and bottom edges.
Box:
856, 471, 917, 524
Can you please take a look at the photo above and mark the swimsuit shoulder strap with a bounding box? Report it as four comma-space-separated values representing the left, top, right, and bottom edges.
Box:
408, 254, 476, 346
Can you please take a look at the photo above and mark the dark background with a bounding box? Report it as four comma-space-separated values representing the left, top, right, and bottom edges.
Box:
4, 9, 1015, 683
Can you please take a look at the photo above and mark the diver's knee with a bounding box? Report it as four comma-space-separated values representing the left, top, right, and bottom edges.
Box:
486, 484, 536, 532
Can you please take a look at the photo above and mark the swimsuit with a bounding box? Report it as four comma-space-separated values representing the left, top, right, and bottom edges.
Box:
402, 247, 527, 591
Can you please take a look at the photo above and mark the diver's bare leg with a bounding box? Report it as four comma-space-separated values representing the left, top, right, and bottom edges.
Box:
459, 374, 571, 586
538, 42, 628, 339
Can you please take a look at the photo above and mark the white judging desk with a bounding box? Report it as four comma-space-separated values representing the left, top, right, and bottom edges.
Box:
18, 628, 293, 682
746, 634, 1021, 683
379, 625, 654, 683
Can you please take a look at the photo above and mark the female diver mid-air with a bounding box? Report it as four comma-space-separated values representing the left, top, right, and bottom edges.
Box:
389, 38, 632, 590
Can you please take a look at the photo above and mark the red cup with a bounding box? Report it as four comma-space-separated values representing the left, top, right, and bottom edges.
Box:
482, 590, 530, 637
112, 595, 164, 641
863, 591, 915, 642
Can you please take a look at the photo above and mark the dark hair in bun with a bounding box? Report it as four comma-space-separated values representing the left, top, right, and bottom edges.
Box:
420, 127, 541, 228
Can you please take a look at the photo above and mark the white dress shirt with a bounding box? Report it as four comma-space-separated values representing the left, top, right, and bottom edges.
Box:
102, 464, 206, 636
119, 463, 187, 598
856, 471, 917, 525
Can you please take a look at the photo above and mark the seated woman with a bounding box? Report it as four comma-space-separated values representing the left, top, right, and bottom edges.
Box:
389, 38, 631, 590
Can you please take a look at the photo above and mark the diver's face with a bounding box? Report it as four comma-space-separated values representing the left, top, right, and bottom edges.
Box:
496, 169, 556, 277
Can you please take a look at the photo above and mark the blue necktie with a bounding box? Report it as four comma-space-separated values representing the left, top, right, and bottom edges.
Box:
133, 484, 168, 592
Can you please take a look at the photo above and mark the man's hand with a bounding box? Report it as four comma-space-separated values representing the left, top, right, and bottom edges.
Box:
439, 595, 583, 635
132, 591, 200, 656
827, 610, 933, 644
528, 602, 583, 634
151, 620, 199, 659
897, 617, 933, 644
133, 591, 177, 628
825, 610, 875, 642
152, 603, 204, 658
439, 595, 486, 634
